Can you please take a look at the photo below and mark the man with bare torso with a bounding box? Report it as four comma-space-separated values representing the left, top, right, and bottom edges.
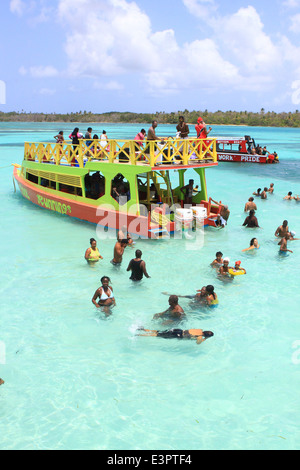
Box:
275, 220, 289, 238
244, 197, 257, 212
111, 239, 128, 266
153, 295, 185, 322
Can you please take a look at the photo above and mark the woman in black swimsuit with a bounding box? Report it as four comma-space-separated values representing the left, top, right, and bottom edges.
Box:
137, 328, 213, 344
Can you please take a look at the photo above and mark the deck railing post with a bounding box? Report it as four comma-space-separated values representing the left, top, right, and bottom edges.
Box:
149, 141, 155, 167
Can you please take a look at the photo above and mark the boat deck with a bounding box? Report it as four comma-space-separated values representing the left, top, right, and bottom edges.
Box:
24, 137, 218, 169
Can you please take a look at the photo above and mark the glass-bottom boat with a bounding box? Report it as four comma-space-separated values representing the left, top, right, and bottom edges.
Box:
13, 136, 225, 238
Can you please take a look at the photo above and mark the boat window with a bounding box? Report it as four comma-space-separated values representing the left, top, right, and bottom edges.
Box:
111, 173, 130, 205
26, 172, 38, 184
217, 142, 242, 154
85, 171, 105, 200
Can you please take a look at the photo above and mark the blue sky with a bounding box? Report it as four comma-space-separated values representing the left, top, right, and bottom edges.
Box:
1, 0, 300, 113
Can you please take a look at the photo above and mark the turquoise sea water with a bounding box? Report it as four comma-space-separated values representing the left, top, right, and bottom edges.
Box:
0, 122, 300, 450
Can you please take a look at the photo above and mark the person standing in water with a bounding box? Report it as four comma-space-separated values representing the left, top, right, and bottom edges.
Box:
278, 236, 293, 254
84, 238, 103, 263
211, 251, 223, 267
111, 239, 128, 266
275, 220, 289, 238
126, 250, 150, 281
92, 276, 116, 314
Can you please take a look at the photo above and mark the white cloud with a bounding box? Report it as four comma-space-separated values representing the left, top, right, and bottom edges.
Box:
29, 66, 59, 78
54, 0, 300, 104
39, 88, 56, 96
289, 13, 300, 32
93, 80, 124, 91
282, 0, 300, 7
18, 66, 27, 76
10, 0, 26, 16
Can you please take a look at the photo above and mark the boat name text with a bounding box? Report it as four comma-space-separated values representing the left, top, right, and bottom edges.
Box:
37, 195, 72, 215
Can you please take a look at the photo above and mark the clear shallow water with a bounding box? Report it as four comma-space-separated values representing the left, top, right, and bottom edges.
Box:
0, 122, 300, 450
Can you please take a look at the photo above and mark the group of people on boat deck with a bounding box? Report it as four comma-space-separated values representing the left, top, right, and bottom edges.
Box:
53, 116, 213, 153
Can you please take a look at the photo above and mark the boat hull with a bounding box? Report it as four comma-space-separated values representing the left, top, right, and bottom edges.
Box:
13, 167, 218, 236
217, 153, 267, 163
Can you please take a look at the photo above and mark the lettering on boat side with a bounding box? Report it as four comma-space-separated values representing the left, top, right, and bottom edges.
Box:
0, 341, 5, 365
20, 187, 30, 200
37, 195, 71, 215
218, 154, 234, 161
241, 155, 260, 163
0, 80, 6, 104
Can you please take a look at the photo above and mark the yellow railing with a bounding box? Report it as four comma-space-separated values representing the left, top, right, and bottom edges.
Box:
24, 138, 217, 168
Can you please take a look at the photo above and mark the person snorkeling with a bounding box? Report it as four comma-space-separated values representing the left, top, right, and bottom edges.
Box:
137, 328, 214, 344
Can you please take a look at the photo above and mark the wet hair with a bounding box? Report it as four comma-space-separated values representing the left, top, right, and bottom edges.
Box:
206, 285, 216, 299
283, 220, 288, 226
216, 251, 223, 257
203, 331, 214, 338
264, 187, 268, 191
101, 276, 111, 284
249, 210, 255, 216
257, 188, 261, 193
249, 197, 254, 201
120, 239, 129, 245
135, 249, 142, 258
90, 238, 96, 245
288, 191, 292, 196
250, 238, 257, 246
169, 295, 178, 305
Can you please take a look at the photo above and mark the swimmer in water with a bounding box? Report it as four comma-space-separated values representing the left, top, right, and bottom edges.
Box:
268, 183, 274, 194
283, 191, 294, 200
111, 239, 128, 266
211, 251, 223, 267
278, 236, 293, 254
275, 220, 289, 238
232, 260, 247, 274
92, 276, 116, 315
242, 238, 260, 252
153, 295, 185, 322
218, 257, 232, 277
287, 231, 299, 241
205, 285, 219, 307
137, 328, 214, 344
84, 238, 103, 263
253, 188, 261, 197
161, 287, 207, 303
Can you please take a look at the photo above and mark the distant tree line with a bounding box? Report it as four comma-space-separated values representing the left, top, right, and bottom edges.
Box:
0, 109, 299, 127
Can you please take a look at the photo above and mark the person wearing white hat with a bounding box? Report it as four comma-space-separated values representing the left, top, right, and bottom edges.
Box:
218, 257, 233, 277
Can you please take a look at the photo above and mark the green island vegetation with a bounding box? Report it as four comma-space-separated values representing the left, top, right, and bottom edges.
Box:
0, 109, 300, 127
